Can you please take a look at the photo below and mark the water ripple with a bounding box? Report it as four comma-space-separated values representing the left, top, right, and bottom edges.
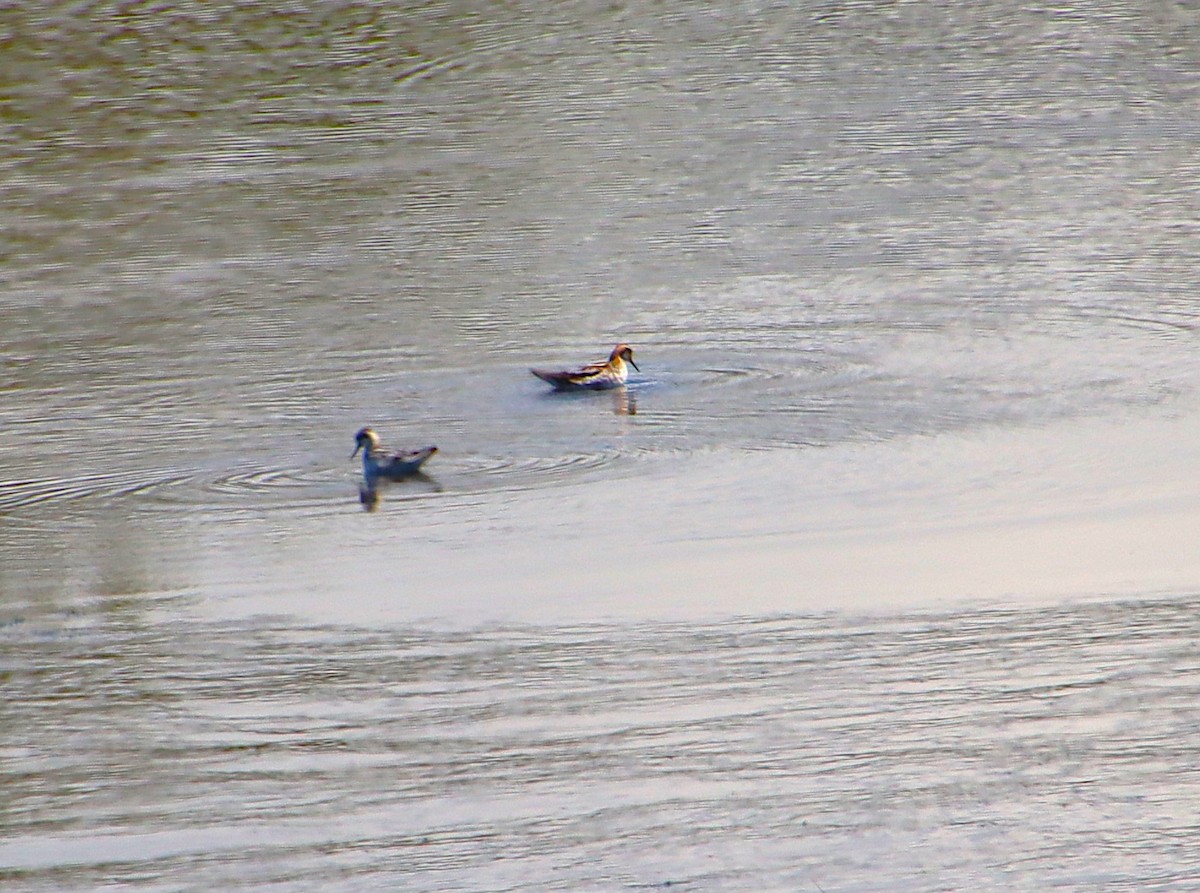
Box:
454, 449, 629, 493
0, 472, 192, 513
0, 449, 642, 519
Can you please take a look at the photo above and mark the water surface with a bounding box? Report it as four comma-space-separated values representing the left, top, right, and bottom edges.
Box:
3, 1, 1200, 889
3, 599, 1200, 892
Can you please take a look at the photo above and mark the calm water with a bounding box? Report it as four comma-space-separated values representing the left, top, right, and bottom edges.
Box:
3, 1, 1200, 889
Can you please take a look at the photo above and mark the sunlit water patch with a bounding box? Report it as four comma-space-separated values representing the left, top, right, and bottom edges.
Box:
3, 275, 1197, 531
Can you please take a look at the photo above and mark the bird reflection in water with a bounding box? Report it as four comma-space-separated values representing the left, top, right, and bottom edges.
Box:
358, 472, 440, 512
611, 386, 636, 416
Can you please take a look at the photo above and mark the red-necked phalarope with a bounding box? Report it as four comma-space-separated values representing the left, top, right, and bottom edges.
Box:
352, 427, 437, 481
530, 343, 639, 391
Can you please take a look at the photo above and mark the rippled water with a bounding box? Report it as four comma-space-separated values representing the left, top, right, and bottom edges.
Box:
4, 1, 1200, 889
3, 599, 1200, 891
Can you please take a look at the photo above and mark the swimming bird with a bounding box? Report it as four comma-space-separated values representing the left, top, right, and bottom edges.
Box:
352, 427, 437, 481
530, 343, 639, 391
